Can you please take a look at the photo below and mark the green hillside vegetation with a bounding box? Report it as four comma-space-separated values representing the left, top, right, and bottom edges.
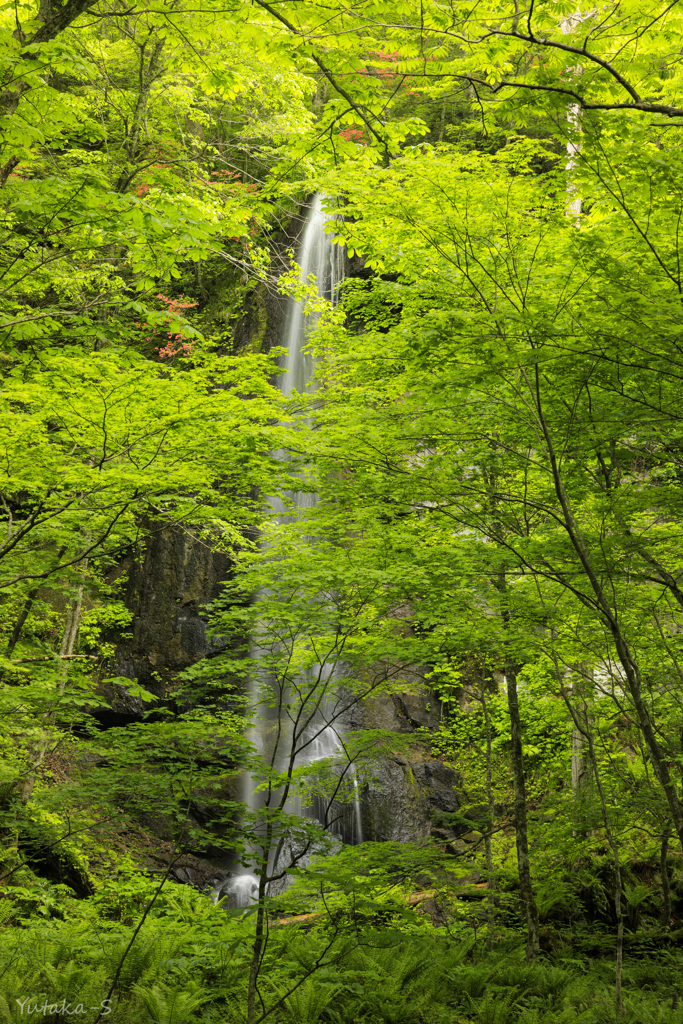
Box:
2, 1, 683, 1022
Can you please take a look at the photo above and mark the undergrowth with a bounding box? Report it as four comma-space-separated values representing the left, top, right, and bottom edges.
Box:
1, 874, 682, 1024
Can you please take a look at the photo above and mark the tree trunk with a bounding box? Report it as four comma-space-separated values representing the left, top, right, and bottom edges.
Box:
60, 584, 84, 658
16, 567, 86, 806
5, 587, 39, 657
496, 573, 540, 961
247, 901, 266, 1024
505, 658, 541, 961
571, 723, 588, 791
127, 38, 165, 160
661, 829, 672, 928
481, 681, 497, 951
562, 693, 624, 1014
247, 843, 271, 1024
1, 0, 100, 186
571, 667, 593, 794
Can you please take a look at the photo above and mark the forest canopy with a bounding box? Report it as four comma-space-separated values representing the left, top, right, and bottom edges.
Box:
2, 2, 683, 1024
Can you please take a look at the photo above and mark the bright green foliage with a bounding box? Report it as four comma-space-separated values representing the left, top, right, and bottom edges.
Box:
0, 348, 282, 587
2, 0, 683, 1020
0, 0, 310, 940
295, 121, 683, 843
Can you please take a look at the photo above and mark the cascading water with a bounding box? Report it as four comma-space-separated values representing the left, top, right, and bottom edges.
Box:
280, 194, 344, 398
216, 196, 361, 909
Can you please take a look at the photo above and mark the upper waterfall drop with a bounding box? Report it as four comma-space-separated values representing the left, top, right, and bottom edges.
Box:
279, 194, 344, 398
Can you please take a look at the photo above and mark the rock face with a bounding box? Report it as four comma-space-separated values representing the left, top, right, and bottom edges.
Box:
351, 689, 444, 734
105, 525, 232, 715
361, 758, 460, 844
345, 678, 459, 844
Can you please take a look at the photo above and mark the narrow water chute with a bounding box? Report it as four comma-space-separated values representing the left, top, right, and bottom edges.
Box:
217, 196, 360, 909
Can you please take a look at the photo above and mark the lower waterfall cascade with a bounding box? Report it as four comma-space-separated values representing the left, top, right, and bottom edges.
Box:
216, 195, 362, 908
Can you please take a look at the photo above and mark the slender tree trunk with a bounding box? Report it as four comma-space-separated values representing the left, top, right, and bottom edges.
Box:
114, 34, 165, 192
481, 681, 497, 951
94, 852, 179, 1023
571, 668, 592, 794
571, 723, 587, 791
438, 99, 447, 142
60, 583, 84, 658
561, 14, 583, 224
555, 31, 591, 805
247, 823, 272, 1024
6, 546, 67, 656
247, 899, 267, 1024
15, 563, 87, 806
5, 587, 39, 657
589, 753, 624, 1015
561, 691, 624, 1013
661, 828, 672, 928
0, 0, 99, 186
505, 658, 540, 961
495, 573, 540, 961
127, 38, 164, 159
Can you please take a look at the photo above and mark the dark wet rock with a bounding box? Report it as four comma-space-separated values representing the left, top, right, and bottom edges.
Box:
360, 758, 459, 844
167, 854, 218, 888
104, 525, 233, 712
452, 802, 508, 836
347, 686, 443, 735
462, 803, 495, 824
414, 761, 460, 814
146, 853, 219, 889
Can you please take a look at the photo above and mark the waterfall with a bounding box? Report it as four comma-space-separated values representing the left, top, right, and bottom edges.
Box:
280, 193, 344, 398
215, 196, 361, 910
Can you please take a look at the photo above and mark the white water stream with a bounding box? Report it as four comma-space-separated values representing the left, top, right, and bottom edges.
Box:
216, 196, 361, 908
